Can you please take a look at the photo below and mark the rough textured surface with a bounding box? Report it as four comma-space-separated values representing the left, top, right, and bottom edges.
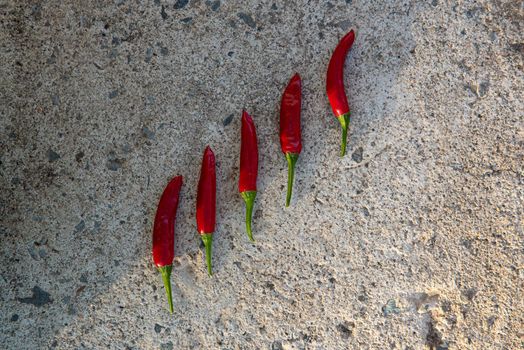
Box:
1, 0, 523, 349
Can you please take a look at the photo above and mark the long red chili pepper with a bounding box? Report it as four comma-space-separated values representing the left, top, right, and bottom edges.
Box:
196, 146, 216, 276
239, 110, 258, 241
152, 175, 183, 313
280, 73, 302, 207
326, 29, 355, 157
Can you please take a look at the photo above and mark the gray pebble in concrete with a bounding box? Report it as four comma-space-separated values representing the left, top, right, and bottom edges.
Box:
382, 299, 401, 316
47, 149, 60, 162
142, 126, 155, 140
477, 81, 489, 97
145, 48, 153, 63
159, 45, 168, 56
17, 286, 52, 307
51, 95, 60, 106
207, 1, 220, 12
92, 221, 102, 234
351, 146, 363, 163
154, 323, 162, 333
38, 248, 47, 259
237, 12, 256, 29
160, 341, 174, 350
75, 151, 84, 162
271, 340, 283, 350
173, 0, 188, 10
222, 114, 234, 127
336, 322, 355, 339
106, 158, 124, 171
108, 90, 119, 99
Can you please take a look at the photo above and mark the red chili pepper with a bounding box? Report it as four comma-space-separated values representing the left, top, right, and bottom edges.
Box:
239, 110, 258, 242
280, 73, 302, 207
326, 29, 355, 156
152, 175, 183, 313
196, 146, 216, 276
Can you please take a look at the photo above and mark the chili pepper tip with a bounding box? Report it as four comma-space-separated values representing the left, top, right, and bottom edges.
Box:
201, 234, 213, 276
158, 265, 174, 313
285, 153, 299, 207
240, 191, 256, 242
337, 112, 350, 157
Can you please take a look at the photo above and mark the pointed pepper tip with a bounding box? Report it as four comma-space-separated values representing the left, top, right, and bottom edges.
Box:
242, 110, 253, 123
203, 146, 215, 161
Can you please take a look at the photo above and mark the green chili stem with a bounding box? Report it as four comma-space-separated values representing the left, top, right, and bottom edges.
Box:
285, 153, 299, 207
201, 234, 213, 276
241, 191, 257, 242
158, 265, 173, 313
337, 112, 351, 157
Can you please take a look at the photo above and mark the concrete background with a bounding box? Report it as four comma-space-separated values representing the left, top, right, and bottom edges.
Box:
1, 0, 523, 349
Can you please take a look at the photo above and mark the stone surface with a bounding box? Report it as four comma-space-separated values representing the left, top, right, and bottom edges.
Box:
1, 0, 522, 349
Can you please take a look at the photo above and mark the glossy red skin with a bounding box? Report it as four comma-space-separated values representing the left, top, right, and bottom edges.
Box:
280, 73, 302, 154
152, 175, 183, 267
196, 146, 216, 234
239, 110, 258, 193
326, 30, 355, 117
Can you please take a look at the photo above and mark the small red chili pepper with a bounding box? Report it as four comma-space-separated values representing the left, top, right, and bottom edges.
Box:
239, 110, 258, 242
280, 73, 302, 207
152, 175, 183, 313
196, 146, 216, 276
326, 29, 356, 156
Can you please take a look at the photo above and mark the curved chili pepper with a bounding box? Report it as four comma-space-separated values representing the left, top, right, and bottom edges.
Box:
280, 73, 302, 207
196, 146, 216, 276
326, 29, 355, 157
152, 175, 183, 313
239, 110, 258, 242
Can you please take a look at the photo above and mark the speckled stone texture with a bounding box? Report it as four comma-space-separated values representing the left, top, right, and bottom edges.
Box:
1, 0, 523, 349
